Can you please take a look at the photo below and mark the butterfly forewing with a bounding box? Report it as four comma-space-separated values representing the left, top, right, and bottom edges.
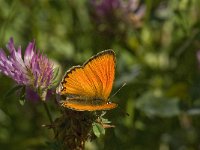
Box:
85, 50, 115, 99
64, 67, 97, 97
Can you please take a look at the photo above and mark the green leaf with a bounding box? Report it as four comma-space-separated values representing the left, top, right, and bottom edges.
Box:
19, 99, 25, 106
4, 85, 23, 100
100, 111, 107, 117
101, 117, 111, 124
19, 87, 26, 106
187, 109, 200, 115
92, 122, 105, 138
136, 92, 180, 117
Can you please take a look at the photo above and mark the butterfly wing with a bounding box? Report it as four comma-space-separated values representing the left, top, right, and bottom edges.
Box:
61, 101, 117, 111
57, 50, 116, 110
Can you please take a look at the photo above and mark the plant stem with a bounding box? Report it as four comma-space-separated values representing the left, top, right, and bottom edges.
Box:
43, 102, 55, 134
43, 102, 53, 123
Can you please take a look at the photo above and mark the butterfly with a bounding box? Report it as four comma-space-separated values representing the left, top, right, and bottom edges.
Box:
56, 49, 117, 111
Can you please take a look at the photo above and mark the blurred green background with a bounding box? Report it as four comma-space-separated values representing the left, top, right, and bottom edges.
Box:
1, 0, 200, 149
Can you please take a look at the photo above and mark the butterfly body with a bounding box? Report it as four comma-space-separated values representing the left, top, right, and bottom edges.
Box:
57, 50, 117, 111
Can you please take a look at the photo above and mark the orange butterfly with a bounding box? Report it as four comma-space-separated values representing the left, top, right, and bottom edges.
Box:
57, 50, 117, 111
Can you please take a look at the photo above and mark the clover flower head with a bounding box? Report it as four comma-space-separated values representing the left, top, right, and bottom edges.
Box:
0, 38, 54, 94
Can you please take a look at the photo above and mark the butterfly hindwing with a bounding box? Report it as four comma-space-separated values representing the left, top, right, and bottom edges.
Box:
61, 100, 117, 111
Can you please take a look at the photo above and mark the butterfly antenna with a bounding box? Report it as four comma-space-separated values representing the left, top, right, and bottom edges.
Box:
110, 82, 126, 99
110, 82, 129, 116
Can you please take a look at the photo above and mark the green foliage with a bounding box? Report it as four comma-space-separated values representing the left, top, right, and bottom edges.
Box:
92, 123, 105, 138
1, 0, 200, 149
136, 92, 180, 117
3, 85, 23, 100
19, 86, 26, 106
